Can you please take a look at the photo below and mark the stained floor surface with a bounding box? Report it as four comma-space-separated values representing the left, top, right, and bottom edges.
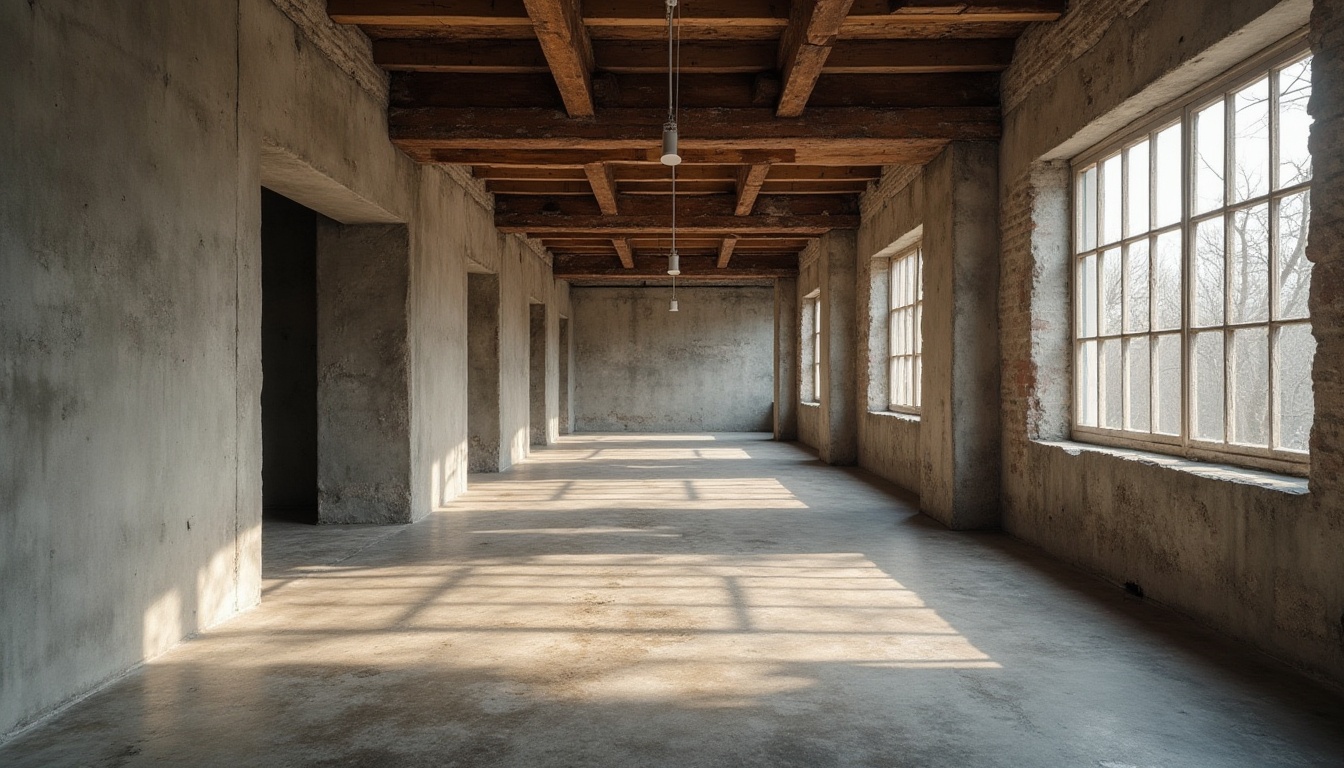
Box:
3, 434, 1343, 767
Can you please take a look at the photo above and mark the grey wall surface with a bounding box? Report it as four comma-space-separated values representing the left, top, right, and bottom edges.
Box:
1, 0, 571, 738
467, 273, 503, 472
572, 287, 774, 433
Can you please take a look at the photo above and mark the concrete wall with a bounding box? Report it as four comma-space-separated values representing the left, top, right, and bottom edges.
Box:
572, 286, 774, 432
1000, 0, 1344, 683
1, 0, 571, 738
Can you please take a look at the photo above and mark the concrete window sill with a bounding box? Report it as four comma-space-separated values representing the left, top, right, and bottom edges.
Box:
800, 401, 821, 408
868, 410, 920, 423
1033, 440, 1309, 496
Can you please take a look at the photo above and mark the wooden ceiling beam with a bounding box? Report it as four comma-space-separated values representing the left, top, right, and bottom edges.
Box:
823, 39, 1015, 73
583, 162, 620, 214
613, 238, 635, 268
593, 41, 777, 73
495, 193, 857, 218
776, 0, 856, 118
497, 214, 855, 236
373, 39, 551, 73
554, 252, 797, 280
521, 0, 596, 117
390, 106, 1000, 145
717, 236, 740, 269
735, 164, 771, 216
424, 148, 799, 166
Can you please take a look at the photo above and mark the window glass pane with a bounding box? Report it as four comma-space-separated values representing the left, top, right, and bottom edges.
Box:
890, 308, 904, 355
913, 303, 922, 355
1230, 203, 1270, 324
1194, 217, 1225, 327
1101, 247, 1123, 335
1078, 340, 1098, 427
1127, 140, 1151, 236
1102, 338, 1123, 429
1278, 56, 1313, 189
1232, 77, 1270, 203
1102, 154, 1123, 246
1155, 124, 1182, 227
1153, 230, 1182, 331
1078, 167, 1098, 251
1126, 240, 1150, 333
1077, 254, 1098, 338
913, 356, 922, 407
1192, 331, 1226, 442
1194, 100, 1226, 215
1126, 336, 1151, 432
1154, 333, 1182, 435
1277, 190, 1312, 320
1229, 327, 1269, 446
1275, 323, 1315, 452
889, 357, 901, 408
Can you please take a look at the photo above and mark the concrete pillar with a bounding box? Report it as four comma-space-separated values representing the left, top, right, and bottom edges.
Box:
316, 221, 412, 524
558, 317, 572, 435
529, 303, 549, 446
920, 142, 1002, 529
468, 272, 503, 472
774, 278, 800, 440
818, 231, 859, 465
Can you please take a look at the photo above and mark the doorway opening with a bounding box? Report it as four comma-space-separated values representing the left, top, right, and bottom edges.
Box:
529, 302, 548, 446
260, 188, 319, 524
468, 273, 502, 472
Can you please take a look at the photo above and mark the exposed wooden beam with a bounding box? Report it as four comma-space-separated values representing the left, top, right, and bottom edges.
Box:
486, 181, 596, 195
390, 106, 1001, 147
584, 162, 620, 214
521, 0, 596, 117
823, 39, 1015, 73
373, 40, 552, 73
496, 214, 855, 236
776, 0, 856, 118
593, 41, 777, 73
424, 148, 799, 166
554, 253, 797, 280
496, 194, 858, 218
717, 236, 740, 269
613, 238, 635, 268
735, 164, 771, 216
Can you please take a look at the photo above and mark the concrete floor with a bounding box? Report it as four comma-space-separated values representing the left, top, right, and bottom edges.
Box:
3, 434, 1342, 767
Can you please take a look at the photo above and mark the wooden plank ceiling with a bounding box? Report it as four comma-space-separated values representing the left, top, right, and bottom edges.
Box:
328, 0, 1065, 283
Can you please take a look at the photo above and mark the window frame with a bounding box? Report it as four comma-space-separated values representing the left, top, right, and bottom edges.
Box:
887, 245, 923, 415
1069, 32, 1314, 476
811, 294, 822, 402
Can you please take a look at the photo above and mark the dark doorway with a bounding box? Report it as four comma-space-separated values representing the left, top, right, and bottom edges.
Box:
468, 272, 502, 473
261, 188, 318, 523
529, 302, 548, 446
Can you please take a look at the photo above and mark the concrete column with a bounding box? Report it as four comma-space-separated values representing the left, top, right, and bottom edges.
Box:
774, 278, 800, 440
818, 231, 859, 465
558, 317, 572, 435
316, 221, 412, 524
468, 273, 503, 472
920, 142, 1002, 529
529, 303, 549, 446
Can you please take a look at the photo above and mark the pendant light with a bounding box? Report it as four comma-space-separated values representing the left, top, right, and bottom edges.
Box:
664, 0, 682, 311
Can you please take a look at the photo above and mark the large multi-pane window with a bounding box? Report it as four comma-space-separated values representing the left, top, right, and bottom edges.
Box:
811, 295, 822, 400
888, 246, 923, 412
1073, 41, 1314, 471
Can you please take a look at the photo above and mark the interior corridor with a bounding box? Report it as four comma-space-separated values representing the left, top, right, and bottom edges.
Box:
2, 435, 1340, 767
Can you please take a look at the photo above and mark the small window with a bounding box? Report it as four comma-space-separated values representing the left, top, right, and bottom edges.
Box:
801, 290, 821, 404
811, 294, 822, 401
888, 246, 923, 413
1072, 40, 1314, 473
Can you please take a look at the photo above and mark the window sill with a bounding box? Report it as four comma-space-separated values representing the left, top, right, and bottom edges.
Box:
800, 401, 821, 408
868, 409, 920, 423
1033, 440, 1309, 496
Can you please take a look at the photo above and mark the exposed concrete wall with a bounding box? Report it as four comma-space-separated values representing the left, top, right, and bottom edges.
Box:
467, 273, 503, 472
316, 222, 412, 524
921, 144, 1002, 529
572, 287, 774, 432
857, 170, 925, 493
796, 234, 860, 464
559, 317, 573, 435
773, 278, 800, 441
1000, 0, 1344, 683
0, 0, 569, 737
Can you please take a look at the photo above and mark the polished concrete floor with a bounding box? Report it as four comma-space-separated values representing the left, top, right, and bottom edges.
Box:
3, 434, 1343, 767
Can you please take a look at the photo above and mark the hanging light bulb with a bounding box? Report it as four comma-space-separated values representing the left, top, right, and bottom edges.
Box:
670, 299, 679, 312
661, 122, 681, 166
667, 249, 680, 276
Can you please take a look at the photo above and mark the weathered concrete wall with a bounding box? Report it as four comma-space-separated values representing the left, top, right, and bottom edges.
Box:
316, 222, 412, 523
467, 273, 503, 472
857, 169, 924, 493
572, 287, 774, 432
796, 235, 860, 464
0, 0, 570, 738
1001, 0, 1344, 683
773, 278, 800, 441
